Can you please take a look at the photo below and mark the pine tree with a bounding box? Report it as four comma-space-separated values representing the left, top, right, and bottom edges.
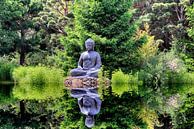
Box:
0, 0, 43, 65
62, 0, 143, 73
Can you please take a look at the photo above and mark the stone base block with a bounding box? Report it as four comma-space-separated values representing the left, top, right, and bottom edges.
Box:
64, 76, 98, 89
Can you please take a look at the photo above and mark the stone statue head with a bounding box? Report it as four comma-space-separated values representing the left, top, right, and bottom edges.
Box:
85, 38, 95, 51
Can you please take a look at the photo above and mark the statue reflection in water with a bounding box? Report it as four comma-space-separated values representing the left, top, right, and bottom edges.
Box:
69, 38, 102, 128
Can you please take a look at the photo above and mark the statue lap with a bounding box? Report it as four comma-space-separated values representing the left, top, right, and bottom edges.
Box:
70, 68, 99, 78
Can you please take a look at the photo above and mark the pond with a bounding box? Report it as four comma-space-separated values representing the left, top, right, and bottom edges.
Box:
0, 82, 193, 129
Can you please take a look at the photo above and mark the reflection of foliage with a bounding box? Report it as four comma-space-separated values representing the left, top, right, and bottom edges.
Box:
13, 83, 64, 100
58, 90, 147, 129
48, 90, 82, 129
138, 83, 194, 128
94, 91, 147, 128
138, 104, 160, 129
112, 83, 138, 96
0, 84, 14, 105
176, 92, 194, 129
12, 66, 64, 85
0, 98, 64, 128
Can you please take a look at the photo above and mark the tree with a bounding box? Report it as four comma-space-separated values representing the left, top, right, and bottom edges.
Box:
0, 0, 43, 65
62, 0, 144, 74
135, 0, 191, 50
33, 0, 74, 55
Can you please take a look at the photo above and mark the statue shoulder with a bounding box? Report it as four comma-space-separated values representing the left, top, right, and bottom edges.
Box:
94, 51, 100, 56
81, 51, 87, 56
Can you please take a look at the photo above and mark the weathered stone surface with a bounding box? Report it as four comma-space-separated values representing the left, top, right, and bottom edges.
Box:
64, 76, 98, 89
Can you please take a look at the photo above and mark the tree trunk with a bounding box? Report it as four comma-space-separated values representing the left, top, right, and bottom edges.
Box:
20, 50, 25, 65
19, 27, 26, 65
20, 100, 26, 121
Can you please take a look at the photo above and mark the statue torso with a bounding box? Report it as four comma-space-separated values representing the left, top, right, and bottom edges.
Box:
81, 51, 99, 70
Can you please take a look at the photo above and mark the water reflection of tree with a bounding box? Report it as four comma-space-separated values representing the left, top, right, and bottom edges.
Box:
12, 83, 64, 120
0, 83, 14, 105
108, 82, 194, 128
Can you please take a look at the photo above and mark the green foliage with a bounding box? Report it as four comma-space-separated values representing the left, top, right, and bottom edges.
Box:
138, 0, 190, 50
186, 3, 194, 40
32, 0, 73, 67
0, 83, 15, 105
13, 83, 64, 100
62, 0, 143, 73
139, 51, 187, 87
0, 56, 18, 81
176, 93, 194, 129
0, 0, 43, 64
33, 0, 71, 35
169, 72, 194, 84
137, 23, 159, 64
112, 69, 139, 84
12, 66, 64, 85
111, 69, 130, 84
58, 90, 147, 129
173, 39, 194, 72
111, 69, 139, 95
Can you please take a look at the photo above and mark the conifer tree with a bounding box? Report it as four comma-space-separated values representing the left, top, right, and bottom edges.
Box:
62, 0, 143, 73
0, 0, 42, 65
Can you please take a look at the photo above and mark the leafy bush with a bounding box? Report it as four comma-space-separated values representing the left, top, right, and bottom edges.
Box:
111, 69, 139, 95
0, 56, 17, 81
12, 66, 64, 85
111, 69, 129, 84
139, 51, 187, 87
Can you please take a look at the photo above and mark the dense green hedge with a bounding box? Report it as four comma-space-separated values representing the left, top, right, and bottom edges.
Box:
12, 66, 64, 85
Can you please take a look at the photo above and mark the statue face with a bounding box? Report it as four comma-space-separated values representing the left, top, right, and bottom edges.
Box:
85, 42, 93, 51
85, 115, 94, 128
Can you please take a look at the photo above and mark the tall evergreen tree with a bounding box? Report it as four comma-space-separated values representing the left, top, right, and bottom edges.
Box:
0, 0, 43, 65
62, 0, 143, 74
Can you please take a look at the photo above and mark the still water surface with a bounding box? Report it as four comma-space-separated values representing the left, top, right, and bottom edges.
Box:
0, 82, 193, 128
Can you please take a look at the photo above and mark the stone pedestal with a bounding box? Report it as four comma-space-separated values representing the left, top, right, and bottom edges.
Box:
64, 76, 98, 89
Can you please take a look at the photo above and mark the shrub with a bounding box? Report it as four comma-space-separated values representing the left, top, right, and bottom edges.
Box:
111, 69, 129, 84
170, 72, 194, 84
111, 69, 139, 95
139, 51, 187, 87
12, 66, 64, 85
0, 56, 17, 81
